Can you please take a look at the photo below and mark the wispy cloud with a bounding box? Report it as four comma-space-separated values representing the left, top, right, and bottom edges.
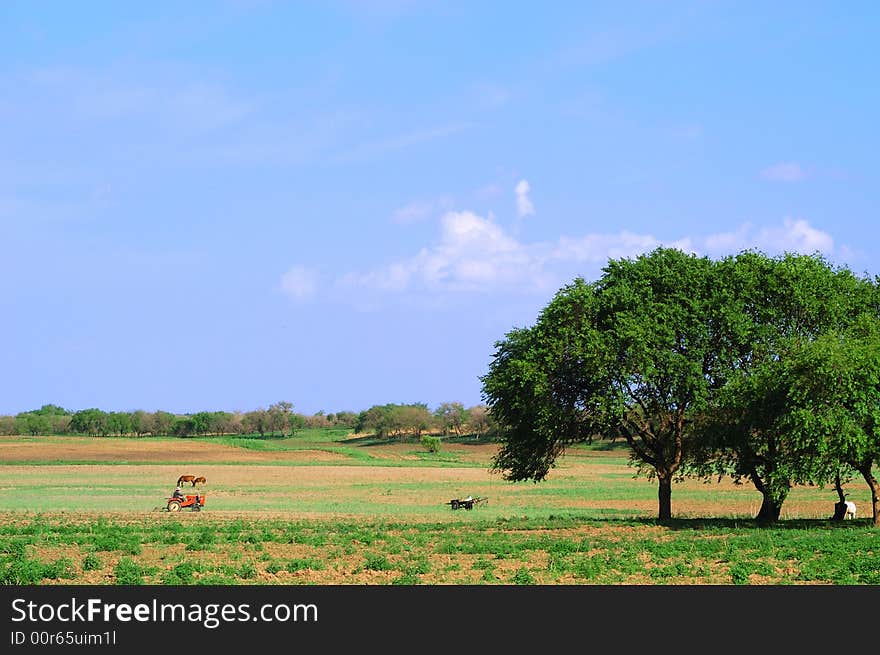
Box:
28, 67, 254, 131
329, 123, 474, 164
472, 82, 511, 109
280, 266, 318, 301
761, 162, 806, 182
515, 179, 535, 218
391, 195, 454, 224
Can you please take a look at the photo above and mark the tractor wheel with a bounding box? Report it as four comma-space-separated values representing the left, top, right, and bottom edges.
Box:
192, 504, 201, 512
167, 500, 181, 512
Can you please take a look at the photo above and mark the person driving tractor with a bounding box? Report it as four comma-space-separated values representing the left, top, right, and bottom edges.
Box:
172, 486, 184, 499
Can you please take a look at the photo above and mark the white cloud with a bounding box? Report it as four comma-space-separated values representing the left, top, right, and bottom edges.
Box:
391, 196, 453, 224
761, 162, 806, 182
553, 231, 661, 263
280, 266, 318, 301
754, 217, 834, 254
698, 218, 834, 256
338, 211, 553, 294
515, 179, 534, 217
337, 215, 841, 300
703, 224, 753, 254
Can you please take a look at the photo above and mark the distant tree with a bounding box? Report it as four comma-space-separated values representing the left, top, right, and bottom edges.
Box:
354, 410, 369, 434
51, 415, 71, 434
289, 414, 306, 435
129, 410, 149, 437
151, 411, 175, 436
400, 405, 432, 440
361, 405, 390, 438
0, 416, 19, 435
31, 404, 70, 417
20, 414, 51, 436
305, 412, 332, 429
107, 412, 132, 436
190, 412, 212, 436
228, 412, 245, 435
70, 409, 109, 437
465, 405, 492, 435
332, 411, 358, 429
207, 411, 234, 435
272, 401, 294, 436
434, 402, 467, 436
243, 409, 270, 437
172, 417, 196, 437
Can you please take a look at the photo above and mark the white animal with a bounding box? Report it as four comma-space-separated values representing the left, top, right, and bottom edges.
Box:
844, 500, 857, 519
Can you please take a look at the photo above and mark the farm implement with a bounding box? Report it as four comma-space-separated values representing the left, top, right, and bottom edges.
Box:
161, 473, 208, 512
446, 496, 488, 510
165, 493, 205, 512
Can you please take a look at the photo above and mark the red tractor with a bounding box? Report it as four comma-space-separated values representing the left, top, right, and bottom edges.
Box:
165, 493, 206, 512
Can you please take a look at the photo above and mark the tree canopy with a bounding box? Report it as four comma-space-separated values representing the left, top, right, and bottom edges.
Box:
483, 247, 880, 522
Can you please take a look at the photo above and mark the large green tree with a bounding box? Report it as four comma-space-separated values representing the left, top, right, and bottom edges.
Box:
692, 251, 878, 520
484, 247, 719, 520
782, 333, 880, 526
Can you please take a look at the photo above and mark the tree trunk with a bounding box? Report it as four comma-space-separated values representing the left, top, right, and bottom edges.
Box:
748, 467, 789, 522
857, 465, 880, 527
756, 495, 782, 521
830, 472, 848, 521
657, 474, 672, 520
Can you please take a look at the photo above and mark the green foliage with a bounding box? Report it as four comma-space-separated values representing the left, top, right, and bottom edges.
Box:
420, 435, 441, 453
358, 403, 433, 440
236, 562, 257, 579
113, 558, 149, 584
91, 533, 142, 555
434, 402, 467, 436
70, 409, 109, 436
3, 514, 880, 585
510, 567, 535, 584
82, 553, 102, 571
484, 248, 880, 522
362, 553, 393, 571
1, 556, 49, 584
286, 558, 325, 573
690, 251, 880, 520
392, 571, 420, 585
160, 560, 202, 584
264, 560, 284, 575
484, 248, 719, 519
185, 529, 216, 551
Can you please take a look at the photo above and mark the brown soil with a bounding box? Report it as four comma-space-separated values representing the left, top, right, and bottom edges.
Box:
0, 437, 349, 463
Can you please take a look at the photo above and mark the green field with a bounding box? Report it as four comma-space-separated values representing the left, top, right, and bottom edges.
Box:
0, 430, 877, 584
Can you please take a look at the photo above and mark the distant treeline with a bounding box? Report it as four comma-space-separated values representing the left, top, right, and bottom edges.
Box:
0, 401, 494, 439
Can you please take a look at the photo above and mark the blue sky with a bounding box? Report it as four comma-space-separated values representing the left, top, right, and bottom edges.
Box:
2, 1, 878, 416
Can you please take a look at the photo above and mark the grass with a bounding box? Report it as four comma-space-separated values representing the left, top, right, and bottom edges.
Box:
2, 428, 879, 585
1, 514, 878, 585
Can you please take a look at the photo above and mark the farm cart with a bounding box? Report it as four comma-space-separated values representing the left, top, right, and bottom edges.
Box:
447, 496, 487, 510
165, 493, 206, 512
